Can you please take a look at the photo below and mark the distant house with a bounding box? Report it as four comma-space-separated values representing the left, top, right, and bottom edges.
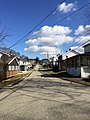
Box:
0, 51, 19, 80
66, 43, 90, 78
29, 59, 36, 67
40, 59, 50, 67
49, 55, 59, 69
19, 59, 32, 72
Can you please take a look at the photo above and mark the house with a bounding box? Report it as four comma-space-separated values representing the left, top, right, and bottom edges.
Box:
29, 59, 36, 67
66, 53, 90, 77
57, 55, 64, 70
19, 58, 32, 72
57, 50, 80, 71
62, 49, 80, 60
49, 55, 59, 69
40, 59, 50, 67
83, 43, 90, 53
0, 52, 19, 80
66, 43, 90, 79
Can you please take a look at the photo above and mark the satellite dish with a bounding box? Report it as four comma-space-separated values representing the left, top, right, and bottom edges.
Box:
1, 54, 9, 63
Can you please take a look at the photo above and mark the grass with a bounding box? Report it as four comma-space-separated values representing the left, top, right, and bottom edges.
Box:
0, 72, 31, 89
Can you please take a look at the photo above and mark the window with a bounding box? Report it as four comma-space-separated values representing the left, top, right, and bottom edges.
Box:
9, 66, 11, 70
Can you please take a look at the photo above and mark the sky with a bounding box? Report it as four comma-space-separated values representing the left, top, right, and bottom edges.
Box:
0, 0, 90, 59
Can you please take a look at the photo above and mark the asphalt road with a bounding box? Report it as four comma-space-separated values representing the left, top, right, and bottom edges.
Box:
0, 64, 90, 120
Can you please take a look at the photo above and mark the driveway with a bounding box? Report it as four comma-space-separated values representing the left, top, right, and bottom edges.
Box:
0, 64, 90, 120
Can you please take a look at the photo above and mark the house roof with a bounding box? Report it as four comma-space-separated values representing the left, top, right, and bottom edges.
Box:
71, 50, 80, 54
63, 52, 90, 61
62, 49, 80, 60
64, 49, 79, 56
0, 57, 19, 65
83, 43, 90, 47
0, 49, 9, 56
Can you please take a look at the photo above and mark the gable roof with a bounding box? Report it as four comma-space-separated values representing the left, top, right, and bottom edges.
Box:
0, 57, 19, 65
8, 57, 19, 65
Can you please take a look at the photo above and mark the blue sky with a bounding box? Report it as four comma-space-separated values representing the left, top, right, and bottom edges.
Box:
0, 0, 90, 59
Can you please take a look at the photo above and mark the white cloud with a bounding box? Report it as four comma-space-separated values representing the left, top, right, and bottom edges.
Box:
57, 2, 77, 13
24, 46, 60, 55
25, 25, 74, 56
75, 25, 90, 35
33, 25, 72, 37
26, 25, 73, 46
26, 35, 74, 46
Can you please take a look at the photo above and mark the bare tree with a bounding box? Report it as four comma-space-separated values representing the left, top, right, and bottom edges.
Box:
0, 23, 10, 47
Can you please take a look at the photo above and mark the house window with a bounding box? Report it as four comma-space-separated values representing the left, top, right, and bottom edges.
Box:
9, 66, 11, 70
12, 66, 14, 70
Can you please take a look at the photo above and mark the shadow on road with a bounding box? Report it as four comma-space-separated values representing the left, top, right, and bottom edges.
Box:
0, 68, 89, 102
40, 69, 90, 85
0, 76, 89, 102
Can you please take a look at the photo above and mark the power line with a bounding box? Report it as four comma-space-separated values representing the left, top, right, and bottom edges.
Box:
8, 0, 65, 49
53, 2, 90, 25
80, 39, 90, 47
64, 39, 90, 55
68, 33, 90, 49
9, 2, 90, 48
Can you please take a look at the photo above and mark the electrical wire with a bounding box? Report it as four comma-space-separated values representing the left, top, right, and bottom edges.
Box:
9, 2, 90, 48
8, 0, 65, 49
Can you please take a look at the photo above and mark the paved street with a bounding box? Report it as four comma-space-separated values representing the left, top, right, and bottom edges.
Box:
0, 64, 90, 120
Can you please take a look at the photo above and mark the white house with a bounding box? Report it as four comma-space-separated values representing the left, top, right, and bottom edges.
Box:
19, 59, 32, 72
65, 43, 90, 79
62, 50, 80, 60
81, 43, 90, 79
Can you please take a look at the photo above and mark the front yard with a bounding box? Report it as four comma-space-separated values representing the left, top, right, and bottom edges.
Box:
0, 71, 32, 89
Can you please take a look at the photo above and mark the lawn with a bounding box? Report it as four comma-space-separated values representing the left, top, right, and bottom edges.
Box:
0, 72, 31, 89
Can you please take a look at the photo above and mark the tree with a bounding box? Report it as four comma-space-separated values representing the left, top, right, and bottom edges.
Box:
0, 24, 10, 47
36, 57, 39, 63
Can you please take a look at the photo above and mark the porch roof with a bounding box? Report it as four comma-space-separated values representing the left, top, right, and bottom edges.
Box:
62, 52, 90, 61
